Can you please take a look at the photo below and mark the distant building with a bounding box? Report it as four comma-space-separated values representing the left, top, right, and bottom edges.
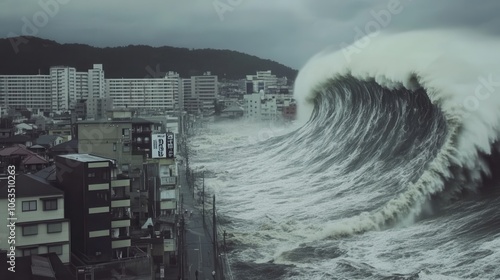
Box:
181, 72, 218, 114
105, 72, 180, 114
243, 92, 278, 121
35, 135, 65, 149
0, 74, 52, 114
0, 64, 105, 114
0, 174, 71, 263
86, 97, 113, 120
244, 70, 291, 95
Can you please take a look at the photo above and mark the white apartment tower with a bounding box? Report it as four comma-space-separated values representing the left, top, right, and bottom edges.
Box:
88, 64, 105, 99
105, 71, 180, 113
0, 75, 52, 114
50, 66, 76, 112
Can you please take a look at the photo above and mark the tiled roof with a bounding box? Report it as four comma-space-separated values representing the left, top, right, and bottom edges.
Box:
36, 135, 61, 145
21, 154, 48, 165
33, 165, 57, 181
0, 173, 62, 199
0, 144, 34, 156
49, 139, 78, 153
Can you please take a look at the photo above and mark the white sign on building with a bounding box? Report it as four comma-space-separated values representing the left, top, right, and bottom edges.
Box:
151, 134, 167, 158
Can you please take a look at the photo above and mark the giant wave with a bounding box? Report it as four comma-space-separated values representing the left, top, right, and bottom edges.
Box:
293, 29, 500, 238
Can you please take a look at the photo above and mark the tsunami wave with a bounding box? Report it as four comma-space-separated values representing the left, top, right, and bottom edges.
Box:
293, 29, 500, 238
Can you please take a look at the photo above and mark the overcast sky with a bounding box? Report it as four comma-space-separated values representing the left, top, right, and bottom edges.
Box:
1, 0, 499, 69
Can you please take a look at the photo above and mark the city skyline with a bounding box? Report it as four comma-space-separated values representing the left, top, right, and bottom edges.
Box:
1, 0, 499, 69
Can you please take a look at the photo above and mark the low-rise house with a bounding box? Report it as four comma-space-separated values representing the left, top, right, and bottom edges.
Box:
35, 135, 64, 149
0, 144, 35, 173
21, 153, 50, 173
15, 123, 37, 135
0, 174, 71, 263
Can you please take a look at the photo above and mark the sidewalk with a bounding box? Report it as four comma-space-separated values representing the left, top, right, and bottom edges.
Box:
178, 165, 219, 280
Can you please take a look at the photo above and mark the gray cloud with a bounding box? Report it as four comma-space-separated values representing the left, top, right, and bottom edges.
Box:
1, 0, 499, 70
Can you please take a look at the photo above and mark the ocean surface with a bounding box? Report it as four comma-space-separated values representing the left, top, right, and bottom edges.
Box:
189, 30, 500, 280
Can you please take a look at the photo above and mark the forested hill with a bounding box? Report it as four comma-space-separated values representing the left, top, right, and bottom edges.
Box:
0, 36, 297, 80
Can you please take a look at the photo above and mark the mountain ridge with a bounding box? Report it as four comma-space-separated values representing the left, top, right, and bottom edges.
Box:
0, 36, 298, 81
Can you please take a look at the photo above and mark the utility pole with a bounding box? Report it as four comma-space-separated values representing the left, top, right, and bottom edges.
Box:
213, 195, 217, 279
202, 171, 205, 221
223, 230, 227, 252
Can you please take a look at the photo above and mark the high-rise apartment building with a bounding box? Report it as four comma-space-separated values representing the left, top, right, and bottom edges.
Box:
105, 72, 180, 114
0, 64, 105, 114
0, 75, 52, 114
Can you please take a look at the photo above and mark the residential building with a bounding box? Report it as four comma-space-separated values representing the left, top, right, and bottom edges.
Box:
55, 154, 131, 263
77, 117, 162, 185
35, 135, 65, 149
0, 64, 105, 114
86, 97, 113, 120
50, 66, 76, 112
0, 74, 52, 113
0, 174, 71, 263
181, 72, 218, 114
105, 72, 180, 114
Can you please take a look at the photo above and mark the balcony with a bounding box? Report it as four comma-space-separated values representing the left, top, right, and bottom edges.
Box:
111, 179, 130, 188
112, 239, 131, 249
111, 207, 130, 220
111, 199, 130, 208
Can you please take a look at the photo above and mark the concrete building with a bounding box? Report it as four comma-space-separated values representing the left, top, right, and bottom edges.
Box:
0, 64, 105, 114
77, 117, 162, 182
0, 174, 71, 263
86, 97, 113, 120
88, 64, 105, 99
0, 75, 52, 114
50, 66, 76, 112
243, 91, 278, 121
243, 91, 296, 121
105, 72, 180, 114
55, 154, 131, 263
181, 72, 218, 114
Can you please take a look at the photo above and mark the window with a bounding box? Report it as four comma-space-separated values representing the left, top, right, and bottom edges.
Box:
48, 245, 63, 255
113, 142, 117, 151
23, 224, 38, 236
23, 247, 38, 256
123, 143, 130, 152
47, 222, 62, 233
88, 172, 96, 178
121, 164, 129, 172
43, 199, 57, 211
22, 200, 37, 212
122, 128, 130, 136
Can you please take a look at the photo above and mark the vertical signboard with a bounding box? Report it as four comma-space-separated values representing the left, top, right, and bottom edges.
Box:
166, 132, 175, 158
151, 134, 167, 158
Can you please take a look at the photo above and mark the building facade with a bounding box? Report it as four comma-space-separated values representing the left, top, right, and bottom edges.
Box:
0, 75, 52, 113
0, 64, 105, 114
0, 174, 71, 263
55, 154, 131, 263
105, 72, 180, 114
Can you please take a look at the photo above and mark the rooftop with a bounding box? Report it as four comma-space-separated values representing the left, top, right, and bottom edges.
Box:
0, 173, 63, 199
0, 253, 73, 280
57, 153, 113, 163
77, 117, 158, 125
49, 138, 78, 153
